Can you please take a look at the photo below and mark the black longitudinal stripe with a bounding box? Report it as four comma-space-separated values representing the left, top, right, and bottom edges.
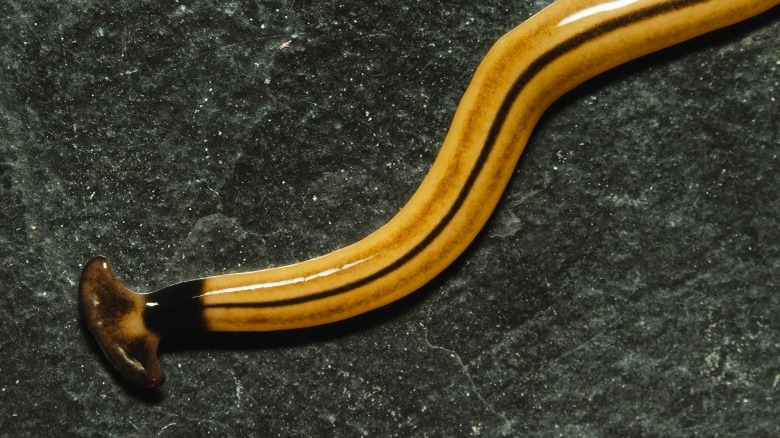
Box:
202, 0, 706, 309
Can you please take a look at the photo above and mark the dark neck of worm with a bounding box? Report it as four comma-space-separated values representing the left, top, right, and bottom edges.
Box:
144, 280, 208, 335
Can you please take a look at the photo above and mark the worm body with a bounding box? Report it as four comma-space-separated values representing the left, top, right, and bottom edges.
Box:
79, 0, 779, 387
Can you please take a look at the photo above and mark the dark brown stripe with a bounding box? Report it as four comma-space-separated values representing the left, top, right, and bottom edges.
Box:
202, 0, 706, 309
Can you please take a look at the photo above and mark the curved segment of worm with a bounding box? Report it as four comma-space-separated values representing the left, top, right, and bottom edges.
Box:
79, 0, 779, 387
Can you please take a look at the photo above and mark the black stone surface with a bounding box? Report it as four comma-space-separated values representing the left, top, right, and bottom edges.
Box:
1, 1, 778, 435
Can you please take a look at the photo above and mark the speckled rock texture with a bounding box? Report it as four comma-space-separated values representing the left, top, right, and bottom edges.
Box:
1, 0, 778, 436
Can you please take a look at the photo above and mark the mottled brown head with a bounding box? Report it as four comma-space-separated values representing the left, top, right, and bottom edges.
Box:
78, 256, 165, 388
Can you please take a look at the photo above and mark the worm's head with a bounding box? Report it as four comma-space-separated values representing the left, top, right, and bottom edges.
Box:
78, 257, 165, 388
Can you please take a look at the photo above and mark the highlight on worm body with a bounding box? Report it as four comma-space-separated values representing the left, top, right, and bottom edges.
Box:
78, 0, 780, 387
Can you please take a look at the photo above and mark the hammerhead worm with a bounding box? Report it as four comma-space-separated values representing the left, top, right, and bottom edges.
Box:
79, 0, 779, 387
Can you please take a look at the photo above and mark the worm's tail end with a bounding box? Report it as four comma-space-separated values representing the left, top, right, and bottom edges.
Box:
79, 256, 165, 388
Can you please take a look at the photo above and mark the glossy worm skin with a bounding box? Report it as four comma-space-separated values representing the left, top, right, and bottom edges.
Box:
79, 0, 779, 387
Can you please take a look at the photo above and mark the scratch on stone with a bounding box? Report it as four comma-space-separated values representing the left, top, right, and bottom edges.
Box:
508, 188, 542, 207
157, 422, 176, 435
420, 321, 513, 435
63, 270, 75, 286
228, 369, 260, 409
231, 371, 243, 408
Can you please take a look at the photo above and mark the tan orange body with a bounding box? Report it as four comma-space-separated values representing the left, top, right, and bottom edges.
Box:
79, 0, 780, 387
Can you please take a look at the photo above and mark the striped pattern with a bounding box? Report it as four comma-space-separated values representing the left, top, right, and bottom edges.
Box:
173, 0, 777, 333
80, 0, 777, 387
197, 0, 713, 311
